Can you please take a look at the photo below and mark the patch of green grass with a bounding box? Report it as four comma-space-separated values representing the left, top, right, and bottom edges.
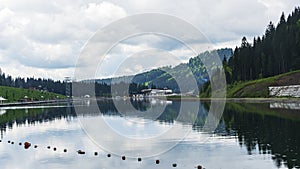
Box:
0, 86, 66, 103
227, 70, 300, 98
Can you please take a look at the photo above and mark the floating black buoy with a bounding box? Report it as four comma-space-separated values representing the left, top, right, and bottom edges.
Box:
155, 160, 160, 164
34, 145, 38, 148
24, 142, 31, 149
19, 142, 22, 146
77, 150, 85, 155
8, 141, 10, 143
47, 146, 51, 149
138, 157, 142, 162
63, 149, 67, 152
53, 147, 57, 151
107, 154, 111, 157
172, 163, 177, 167
0, 140, 2, 142
11, 142, 14, 144
94, 152, 98, 156
122, 156, 126, 160
197, 165, 202, 169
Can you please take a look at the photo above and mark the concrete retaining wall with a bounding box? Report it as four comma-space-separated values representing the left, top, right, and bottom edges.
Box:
269, 85, 300, 97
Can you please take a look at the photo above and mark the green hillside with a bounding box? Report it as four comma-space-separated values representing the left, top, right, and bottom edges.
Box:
0, 86, 66, 103
227, 70, 300, 98
200, 70, 300, 98
95, 48, 233, 93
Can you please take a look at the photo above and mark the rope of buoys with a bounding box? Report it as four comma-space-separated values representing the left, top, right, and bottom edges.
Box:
1, 139, 204, 168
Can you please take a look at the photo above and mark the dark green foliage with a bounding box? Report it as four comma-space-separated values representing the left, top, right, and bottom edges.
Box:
228, 7, 300, 82
0, 73, 66, 95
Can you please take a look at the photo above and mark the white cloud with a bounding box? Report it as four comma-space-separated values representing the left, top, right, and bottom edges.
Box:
0, 0, 299, 80
0, 1, 127, 80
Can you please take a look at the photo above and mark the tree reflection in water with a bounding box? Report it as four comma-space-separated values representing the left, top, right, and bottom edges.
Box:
0, 100, 299, 168
223, 103, 300, 169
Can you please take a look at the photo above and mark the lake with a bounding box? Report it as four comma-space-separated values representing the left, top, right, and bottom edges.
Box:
0, 99, 299, 169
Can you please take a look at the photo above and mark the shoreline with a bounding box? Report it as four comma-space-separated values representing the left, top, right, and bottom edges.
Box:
1, 97, 300, 108
0, 99, 70, 108
166, 97, 300, 103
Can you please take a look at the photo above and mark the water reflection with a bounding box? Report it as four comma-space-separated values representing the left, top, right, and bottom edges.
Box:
270, 102, 300, 110
223, 103, 300, 169
0, 100, 299, 168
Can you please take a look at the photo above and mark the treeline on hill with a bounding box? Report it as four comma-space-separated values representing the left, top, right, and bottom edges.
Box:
95, 48, 232, 93
0, 71, 149, 97
202, 7, 300, 95
229, 7, 300, 82
72, 81, 149, 97
0, 73, 66, 95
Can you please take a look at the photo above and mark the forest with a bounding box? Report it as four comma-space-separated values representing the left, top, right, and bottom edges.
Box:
226, 7, 300, 83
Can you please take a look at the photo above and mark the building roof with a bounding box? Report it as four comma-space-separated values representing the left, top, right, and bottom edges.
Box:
0, 96, 7, 101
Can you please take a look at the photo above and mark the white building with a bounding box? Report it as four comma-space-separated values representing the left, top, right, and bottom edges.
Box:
141, 88, 173, 97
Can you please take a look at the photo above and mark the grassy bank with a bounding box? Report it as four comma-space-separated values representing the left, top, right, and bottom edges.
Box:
227, 70, 300, 98
0, 86, 66, 103
201, 70, 300, 98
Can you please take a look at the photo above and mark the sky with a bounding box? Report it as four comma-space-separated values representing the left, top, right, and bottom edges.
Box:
0, 0, 299, 80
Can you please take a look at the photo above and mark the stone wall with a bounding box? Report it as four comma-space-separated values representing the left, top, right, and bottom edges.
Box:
269, 85, 300, 97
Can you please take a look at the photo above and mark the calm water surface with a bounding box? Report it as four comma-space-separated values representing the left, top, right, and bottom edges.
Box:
0, 99, 299, 169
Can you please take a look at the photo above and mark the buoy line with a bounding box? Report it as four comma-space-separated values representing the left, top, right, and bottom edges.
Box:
0, 139, 204, 169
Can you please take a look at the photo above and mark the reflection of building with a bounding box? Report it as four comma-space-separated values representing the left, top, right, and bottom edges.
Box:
0, 109, 6, 115
149, 99, 173, 106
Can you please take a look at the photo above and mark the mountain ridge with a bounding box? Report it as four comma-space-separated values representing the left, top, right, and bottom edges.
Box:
92, 48, 233, 93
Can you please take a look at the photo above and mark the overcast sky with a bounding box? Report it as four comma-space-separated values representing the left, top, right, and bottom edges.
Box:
0, 0, 299, 80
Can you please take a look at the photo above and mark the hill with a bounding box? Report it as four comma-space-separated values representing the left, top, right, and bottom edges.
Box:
94, 48, 233, 93
0, 86, 66, 103
226, 70, 300, 98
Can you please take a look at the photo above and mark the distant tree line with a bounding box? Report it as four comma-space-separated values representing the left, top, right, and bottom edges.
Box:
72, 81, 148, 97
225, 7, 300, 83
0, 70, 151, 97
0, 73, 66, 95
